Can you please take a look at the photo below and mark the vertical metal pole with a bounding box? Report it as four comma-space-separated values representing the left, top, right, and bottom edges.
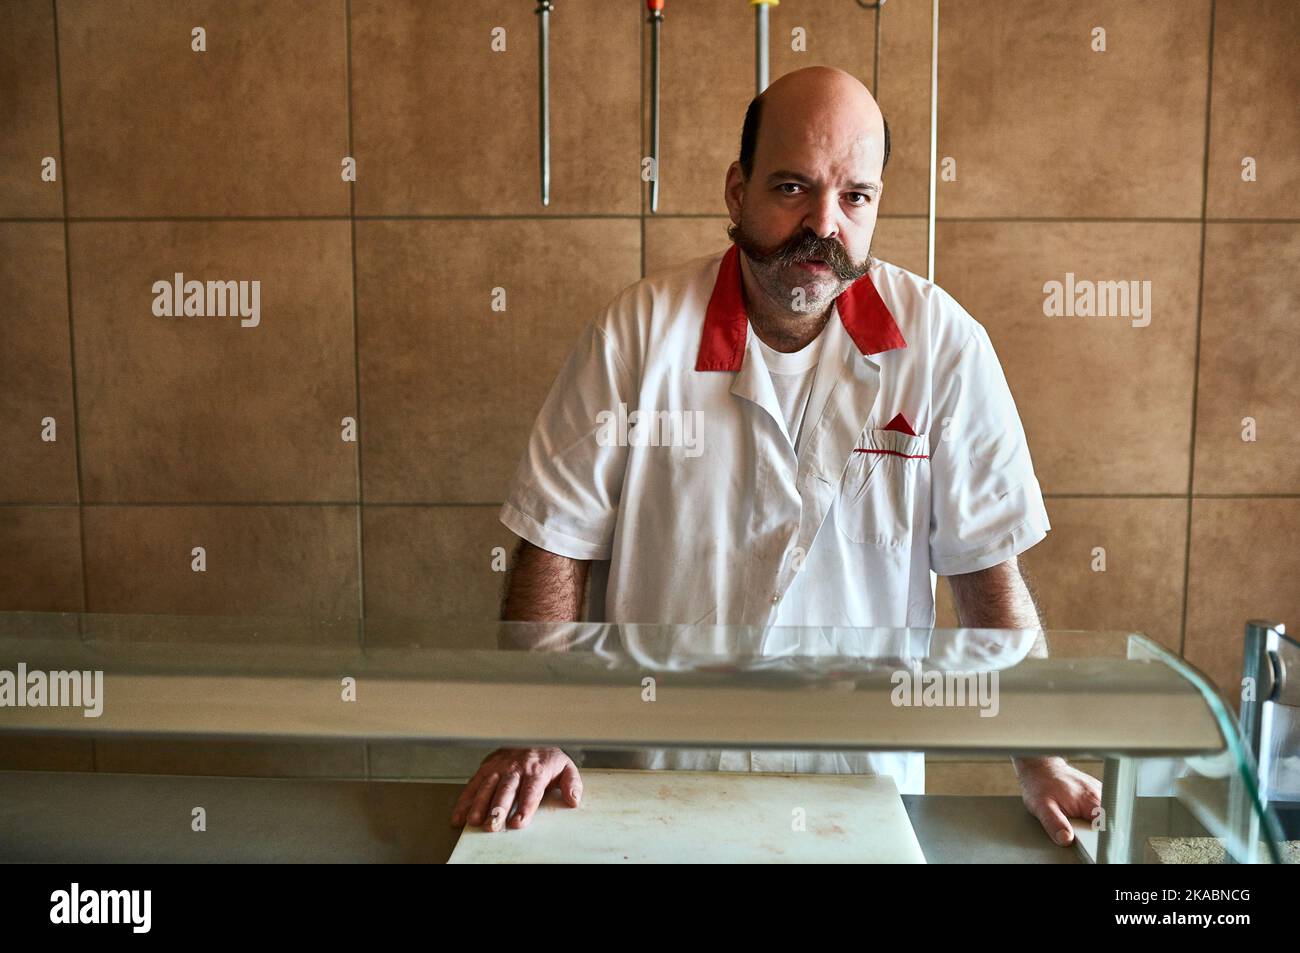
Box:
537, 1, 553, 206
1240, 621, 1279, 761
872, 4, 881, 96
926, 0, 938, 282
1233, 620, 1283, 862
1097, 755, 1137, 864
649, 1, 663, 213
755, 2, 770, 93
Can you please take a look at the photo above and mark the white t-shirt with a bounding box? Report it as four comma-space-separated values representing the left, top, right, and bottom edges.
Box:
752, 319, 829, 454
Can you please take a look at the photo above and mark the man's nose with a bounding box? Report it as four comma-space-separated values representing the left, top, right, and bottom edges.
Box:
801, 193, 840, 242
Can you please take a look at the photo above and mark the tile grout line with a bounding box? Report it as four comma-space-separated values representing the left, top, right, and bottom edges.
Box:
50, 0, 95, 771
344, 0, 369, 690
1178, 0, 1216, 660
48, 1, 86, 622
344, 0, 372, 782
0, 213, 685, 222
16, 215, 1300, 223
343, 1, 374, 780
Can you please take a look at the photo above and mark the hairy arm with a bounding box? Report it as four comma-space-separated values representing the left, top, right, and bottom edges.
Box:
946, 557, 1046, 756
946, 554, 1047, 657
450, 538, 593, 831
500, 538, 590, 622
452, 539, 592, 831
946, 556, 1101, 846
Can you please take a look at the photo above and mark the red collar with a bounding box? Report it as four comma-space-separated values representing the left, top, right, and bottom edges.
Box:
695, 243, 907, 371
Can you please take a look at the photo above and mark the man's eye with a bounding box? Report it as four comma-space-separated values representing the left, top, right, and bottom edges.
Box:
778, 183, 803, 195
847, 192, 872, 206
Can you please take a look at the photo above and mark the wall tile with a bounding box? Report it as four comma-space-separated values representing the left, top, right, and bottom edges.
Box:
68, 221, 357, 502
637, 0, 750, 216
1193, 223, 1300, 494
875, 0, 935, 217
355, 218, 640, 502
0, 507, 84, 612
937, 0, 1210, 218
352, 0, 639, 215
0, 223, 78, 502
873, 216, 929, 276
1206, 0, 1300, 218
0, 0, 63, 217
361, 505, 516, 646
82, 505, 360, 621
763, 1, 871, 93
57, 0, 350, 216
936, 221, 1201, 495
1185, 498, 1300, 697
643, 217, 729, 276
642, 0, 930, 217
937, 498, 1188, 655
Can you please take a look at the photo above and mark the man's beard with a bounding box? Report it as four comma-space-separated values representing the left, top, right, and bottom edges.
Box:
727, 219, 873, 285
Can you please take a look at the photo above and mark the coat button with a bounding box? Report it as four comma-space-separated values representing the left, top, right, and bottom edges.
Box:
771, 593, 781, 604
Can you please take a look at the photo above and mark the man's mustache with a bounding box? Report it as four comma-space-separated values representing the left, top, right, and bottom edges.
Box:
727, 225, 870, 282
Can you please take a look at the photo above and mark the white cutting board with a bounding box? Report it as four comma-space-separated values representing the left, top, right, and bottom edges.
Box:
449, 769, 926, 863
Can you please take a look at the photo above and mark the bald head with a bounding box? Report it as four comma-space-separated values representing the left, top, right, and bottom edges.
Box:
738, 66, 889, 182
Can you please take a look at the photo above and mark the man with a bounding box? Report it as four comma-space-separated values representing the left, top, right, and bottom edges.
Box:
451, 66, 1101, 847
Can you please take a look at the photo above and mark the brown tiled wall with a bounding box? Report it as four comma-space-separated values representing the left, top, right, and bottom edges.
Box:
2, 1, 1297, 790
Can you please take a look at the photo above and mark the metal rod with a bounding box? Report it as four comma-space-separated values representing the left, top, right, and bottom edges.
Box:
852, 1, 886, 108
754, 1, 771, 93
872, 2, 881, 96
1239, 621, 1279, 761
1234, 620, 1287, 862
537, 1, 553, 206
649, 1, 664, 213
926, 0, 938, 281
1097, 755, 1137, 864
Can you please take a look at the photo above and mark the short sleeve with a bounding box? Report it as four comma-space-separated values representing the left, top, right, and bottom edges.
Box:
928, 318, 1050, 576
499, 317, 636, 561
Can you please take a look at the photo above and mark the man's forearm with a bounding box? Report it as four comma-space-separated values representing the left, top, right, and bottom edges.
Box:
947, 555, 1047, 658
500, 539, 590, 621
498, 540, 590, 765
946, 555, 1040, 629
946, 557, 1054, 772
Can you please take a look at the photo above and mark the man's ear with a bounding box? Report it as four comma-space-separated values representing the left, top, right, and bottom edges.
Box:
724, 161, 746, 223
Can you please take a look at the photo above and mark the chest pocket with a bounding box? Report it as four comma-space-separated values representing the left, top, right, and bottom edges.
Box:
835, 429, 930, 545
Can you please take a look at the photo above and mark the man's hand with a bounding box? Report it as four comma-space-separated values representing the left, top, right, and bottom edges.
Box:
450, 747, 583, 832
1014, 756, 1102, 846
